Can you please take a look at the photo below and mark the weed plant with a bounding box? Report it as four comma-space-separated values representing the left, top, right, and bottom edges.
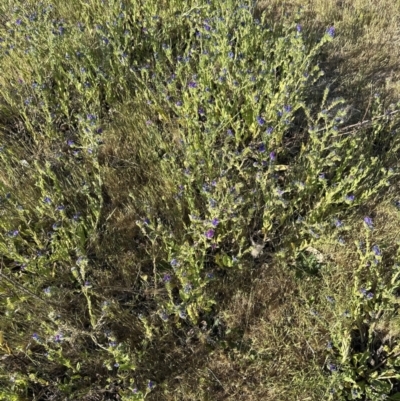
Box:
0, 0, 400, 400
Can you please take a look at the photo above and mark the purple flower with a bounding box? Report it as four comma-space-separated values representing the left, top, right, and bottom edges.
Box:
258, 143, 266, 152
8, 230, 19, 237
266, 127, 273, 135
372, 245, 381, 256
269, 151, 276, 161
364, 216, 373, 229
205, 229, 215, 239
114, 362, 120, 367
326, 26, 335, 38
319, 173, 326, 179
211, 218, 219, 227
54, 333, 63, 342
56, 205, 65, 211
32, 333, 39, 341
198, 107, 205, 115
176, 101, 182, 107
283, 105, 292, 113
327, 363, 338, 372
148, 381, 155, 390
206, 272, 214, 279
170, 259, 178, 267
228, 51, 234, 58
188, 81, 197, 89
334, 218, 343, 228
160, 311, 169, 321
296, 24, 302, 33
227, 129, 233, 136
163, 274, 171, 282
16, 19, 22, 26
345, 194, 355, 202
256, 116, 265, 126
43, 196, 52, 204
326, 296, 335, 303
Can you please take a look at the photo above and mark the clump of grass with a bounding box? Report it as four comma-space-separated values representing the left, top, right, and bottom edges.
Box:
0, 0, 400, 400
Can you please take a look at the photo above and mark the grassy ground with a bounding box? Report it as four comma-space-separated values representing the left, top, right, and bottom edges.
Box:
0, 0, 400, 400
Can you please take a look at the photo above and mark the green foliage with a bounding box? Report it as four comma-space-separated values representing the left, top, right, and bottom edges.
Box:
0, 0, 399, 400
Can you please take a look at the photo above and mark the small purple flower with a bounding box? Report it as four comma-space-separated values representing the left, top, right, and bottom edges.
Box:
327, 341, 333, 349
16, 19, 22, 26
269, 151, 276, 161
258, 143, 266, 153
326, 296, 335, 303
296, 24, 302, 33
72, 213, 81, 221
43, 196, 52, 204
56, 205, 65, 211
198, 107, 205, 115
8, 230, 19, 237
170, 259, 178, 267
32, 333, 40, 341
364, 216, 373, 229
327, 363, 338, 372
283, 105, 292, 113
205, 229, 215, 239
67, 139, 74, 146
228, 51, 234, 58
326, 26, 335, 38
227, 129, 233, 136
319, 173, 326, 179
148, 381, 155, 390
366, 292, 374, 300
188, 81, 197, 89
160, 311, 169, 321
266, 127, 273, 135
206, 272, 214, 279
178, 310, 187, 319
345, 194, 355, 202
54, 333, 63, 343
87, 113, 96, 121
334, 218, 343, 228
372, 245, 381, 256
163, 274, 171, 282
176, 101, 182, 107
256, 116, 266, 126
211, 218, 219, 227
114, 362, 120, 367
